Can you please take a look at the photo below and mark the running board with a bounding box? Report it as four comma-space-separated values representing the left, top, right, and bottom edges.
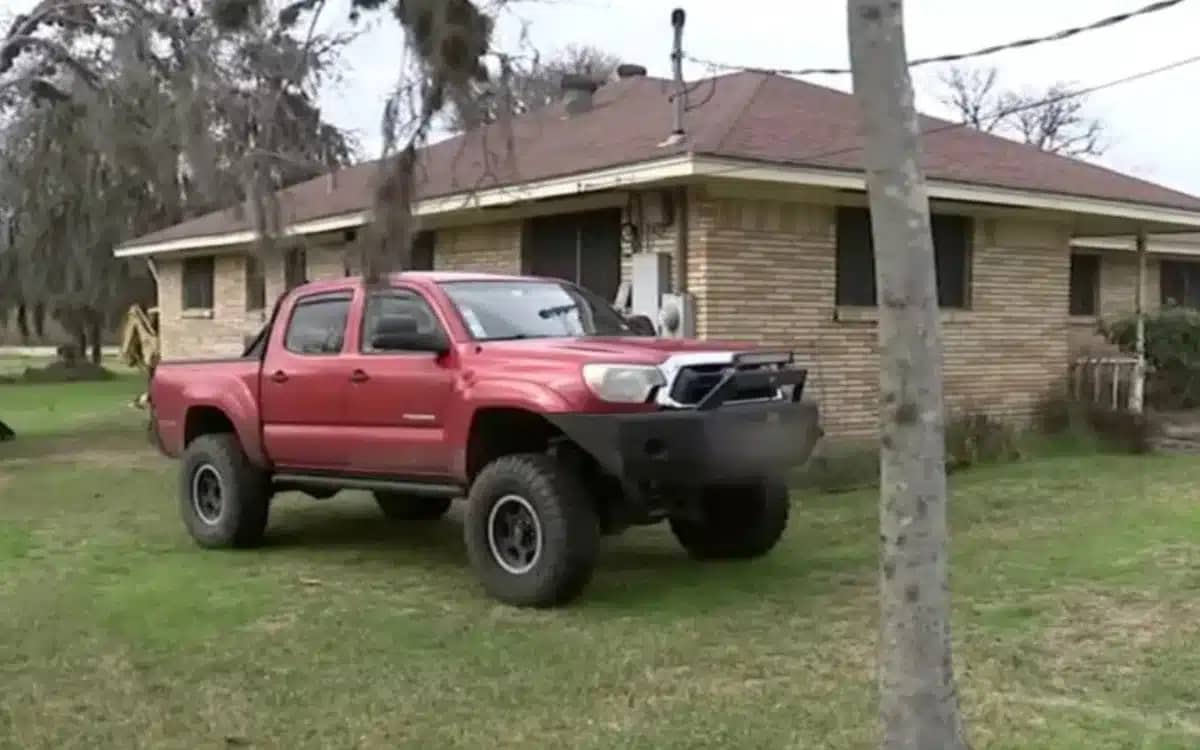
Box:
273, 473, 462, 498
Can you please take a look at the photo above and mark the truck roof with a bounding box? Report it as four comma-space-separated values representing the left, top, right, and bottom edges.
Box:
293, 271, 538, 295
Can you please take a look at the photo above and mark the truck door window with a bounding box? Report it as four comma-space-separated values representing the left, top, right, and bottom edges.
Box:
284, 293, 351, 355
360, 290, 441, 353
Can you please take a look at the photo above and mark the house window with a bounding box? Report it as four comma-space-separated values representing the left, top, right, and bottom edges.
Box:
1068, 253, 1100, 316
1160, 259, 1200, 308
343, 232, 436, 276
285, 248, 307, 291
182, 256, 215, 311
245, 254, 266, 312
835, 207, 972, 309
411, 231, 435, 271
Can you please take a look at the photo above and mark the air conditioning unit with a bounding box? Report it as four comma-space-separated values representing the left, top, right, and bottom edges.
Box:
658, 292, 696, 338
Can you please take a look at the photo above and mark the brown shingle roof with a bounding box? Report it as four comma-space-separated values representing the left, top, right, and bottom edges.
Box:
122, 72, 1200, 250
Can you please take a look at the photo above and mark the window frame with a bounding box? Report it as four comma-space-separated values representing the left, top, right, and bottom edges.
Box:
1159, 258, 1200, 309
357, 287, 447, 355
834, 206, 974, 310
182, 256, 215, 312
282, 291, 352, 357
1068, 252, 1101, 317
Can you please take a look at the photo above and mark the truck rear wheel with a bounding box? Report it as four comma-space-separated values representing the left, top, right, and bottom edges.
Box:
373, 492, 452, 521
670, 481, 789, 560
179, 434, 271, 548
464, 453, 599, 607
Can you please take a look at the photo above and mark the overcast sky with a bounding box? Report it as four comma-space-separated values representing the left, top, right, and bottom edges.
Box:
10, 0, 1200, 195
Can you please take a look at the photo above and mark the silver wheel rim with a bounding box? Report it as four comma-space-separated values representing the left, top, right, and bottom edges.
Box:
486, 494, 543, 575
191, 464, 225, 526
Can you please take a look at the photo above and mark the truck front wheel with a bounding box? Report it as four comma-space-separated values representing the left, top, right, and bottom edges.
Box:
464, 453, 599, 607
670, 481, 789, 560
179, 434, 271, 548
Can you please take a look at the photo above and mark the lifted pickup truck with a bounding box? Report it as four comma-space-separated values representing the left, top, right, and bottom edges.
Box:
150, 272, 821, 607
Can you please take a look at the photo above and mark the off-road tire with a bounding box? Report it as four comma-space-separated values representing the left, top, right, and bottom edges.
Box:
464, 453, 599, 607
374, 492, 452, 521
180, 433, 271, 549
670, 481, 789, 560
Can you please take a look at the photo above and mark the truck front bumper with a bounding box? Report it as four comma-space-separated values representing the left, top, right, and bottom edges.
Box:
546, 399, 822, 489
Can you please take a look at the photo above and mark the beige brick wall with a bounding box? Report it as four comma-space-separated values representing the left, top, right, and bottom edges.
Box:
434, 221, 522, 273
158, 254, 262, 360
690, 196, 1071, 438
158, 244, 351, 360
154, 194, 1089, 440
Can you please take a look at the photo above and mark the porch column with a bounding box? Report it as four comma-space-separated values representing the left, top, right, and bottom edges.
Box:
1131, 228, 1148, 414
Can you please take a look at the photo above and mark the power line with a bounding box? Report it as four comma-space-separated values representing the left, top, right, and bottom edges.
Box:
686, 0, 1190, 77
695, 52, 1200, 179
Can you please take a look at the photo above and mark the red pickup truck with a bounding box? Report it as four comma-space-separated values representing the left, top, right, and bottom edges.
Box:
150, 272, 821, 606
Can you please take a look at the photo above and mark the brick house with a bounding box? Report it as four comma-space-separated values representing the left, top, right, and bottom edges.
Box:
115, 71, 1200, 439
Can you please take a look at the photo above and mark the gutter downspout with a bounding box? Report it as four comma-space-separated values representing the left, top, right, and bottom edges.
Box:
674, 187, 688, 293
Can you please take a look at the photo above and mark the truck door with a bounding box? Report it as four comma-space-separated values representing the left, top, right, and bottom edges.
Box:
341, 287, 457, 477
260, 290, 353, 470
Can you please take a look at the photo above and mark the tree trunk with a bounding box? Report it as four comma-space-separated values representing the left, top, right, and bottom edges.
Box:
89, 313, 103, 365
15, 303, 30, 343
74, 320, 88, 365
846, 3, 969, 749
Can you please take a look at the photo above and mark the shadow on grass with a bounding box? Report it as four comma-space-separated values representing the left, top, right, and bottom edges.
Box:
255, 496, 873, 615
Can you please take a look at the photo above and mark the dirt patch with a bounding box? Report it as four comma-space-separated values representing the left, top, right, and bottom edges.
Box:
1042, 589, 1200, 663
0, 446, 163, 471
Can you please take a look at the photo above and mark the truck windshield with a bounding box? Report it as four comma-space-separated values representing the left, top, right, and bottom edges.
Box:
440, 280, 632, 341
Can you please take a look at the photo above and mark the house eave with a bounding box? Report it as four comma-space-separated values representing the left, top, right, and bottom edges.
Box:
113, 154, 1200, 258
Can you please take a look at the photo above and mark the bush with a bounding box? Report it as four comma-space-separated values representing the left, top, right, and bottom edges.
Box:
944, 411, 1022, 472
1035, 392, 1151, 454
1104, 306, 1200, 409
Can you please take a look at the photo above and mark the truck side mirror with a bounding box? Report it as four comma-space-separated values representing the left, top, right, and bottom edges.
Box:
371, 314, 450, 354
624, 314, 657, 337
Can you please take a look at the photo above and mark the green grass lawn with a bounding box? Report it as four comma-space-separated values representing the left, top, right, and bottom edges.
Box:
0, 369, 144, 437
2, 382, 1199, 749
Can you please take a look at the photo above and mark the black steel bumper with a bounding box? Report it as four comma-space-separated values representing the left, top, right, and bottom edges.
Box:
547, 399, 822, 488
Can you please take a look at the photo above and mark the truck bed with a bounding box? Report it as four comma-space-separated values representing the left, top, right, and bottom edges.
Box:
151, 357, 263, 460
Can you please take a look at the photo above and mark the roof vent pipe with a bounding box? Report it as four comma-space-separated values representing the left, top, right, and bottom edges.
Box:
561, 75, 599, 116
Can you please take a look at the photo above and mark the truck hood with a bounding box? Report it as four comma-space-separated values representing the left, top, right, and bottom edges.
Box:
475, 336, 758, 366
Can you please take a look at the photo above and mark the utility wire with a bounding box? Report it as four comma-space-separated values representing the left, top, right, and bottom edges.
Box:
695, 53, 1200, 179
686, 0, 1190, 76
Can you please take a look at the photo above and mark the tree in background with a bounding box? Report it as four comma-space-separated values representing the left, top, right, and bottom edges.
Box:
939, 64, 1106, 157
0, 0, 355, 359
446, 43, 621, 131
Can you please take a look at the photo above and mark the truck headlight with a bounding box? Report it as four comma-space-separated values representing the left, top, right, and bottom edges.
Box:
582, 364, 665, 403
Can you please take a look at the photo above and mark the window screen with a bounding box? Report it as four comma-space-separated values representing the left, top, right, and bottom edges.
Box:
245, 254, 266, 312
1069, 253, 1100, 316
835, 207, 972, 309
284, 294, 350, 355
183, 256, 215, 310
1161, 259, 1200, 308
285, 248, 307, 291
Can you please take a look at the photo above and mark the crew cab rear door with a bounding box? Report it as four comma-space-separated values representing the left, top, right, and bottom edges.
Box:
260, 289, 354, 470
340, 286, 457, 477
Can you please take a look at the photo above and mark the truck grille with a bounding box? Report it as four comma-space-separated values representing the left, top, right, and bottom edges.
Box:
668, 363, 779, 406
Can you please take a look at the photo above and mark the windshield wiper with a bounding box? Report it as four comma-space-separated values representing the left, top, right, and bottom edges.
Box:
538, 303, 579, 319
485, 333, 534, 341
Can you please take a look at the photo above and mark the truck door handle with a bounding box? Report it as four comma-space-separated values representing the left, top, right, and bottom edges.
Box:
350, 369, 369, 384
270, 370, 289, 384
